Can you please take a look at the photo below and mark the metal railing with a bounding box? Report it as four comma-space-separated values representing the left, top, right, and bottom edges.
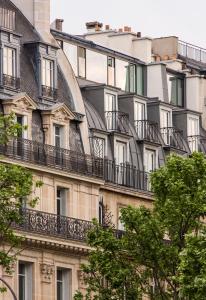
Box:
104, 159, 151, 192
134, 120, 161, 144
0, 138, 152, 192
42, 85, 58, 100
0, 7, 15, 31
160, 127, 188, 152
2, 74, 20, 90
178, 40, 206, 63
187, 135, 201, 152
14, 208, 92, 241
0, 138, 104, 178
105, 111, 129, 134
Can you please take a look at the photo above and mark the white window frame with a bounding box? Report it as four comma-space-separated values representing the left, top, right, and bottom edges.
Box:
160, 107, 172, 128
42, 57, 54, 88
107, 56, 115, 86
56, 187, 68, 216
16, 115, 28, 139
104, 92, 118, 112
187, 114, 200, 152
144, 147, 158, 172
134, 99, 147, 121
18, 261, 33, 300
56, 267, 71, 300
118, 206, 125, 231
3, 46, 16, 77
114, 137, 129, 164
53, 124, 64, 148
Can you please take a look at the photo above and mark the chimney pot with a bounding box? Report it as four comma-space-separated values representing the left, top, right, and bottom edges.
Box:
137, 32, 141, 38
55, 19, 64, 31
128, 27, 131, 32
105, 24, 110, 30
118, 28, 123, 33
124, 26, 128, 32
86, 21, 103, 32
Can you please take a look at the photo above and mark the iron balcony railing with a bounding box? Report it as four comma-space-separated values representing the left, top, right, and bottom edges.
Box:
0, 138, 152, 192
188, 135, 206, 153
105, 111, 129, 134
0, 138, 104, 178
0, 7, 15, 31
42, 85, 58, 100
2, 74, 20, 90
104, 159, 151, 192
14, 208, 92, 241
178, 40, 206, 63
160, 127, 188, 152
14, 208, 125, 242
134, 120, 161, 144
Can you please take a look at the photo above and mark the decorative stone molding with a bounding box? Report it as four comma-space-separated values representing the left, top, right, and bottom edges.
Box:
40, 263, 54, 283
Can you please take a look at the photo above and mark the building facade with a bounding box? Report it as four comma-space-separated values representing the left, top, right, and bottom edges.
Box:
0, 1, 206, 299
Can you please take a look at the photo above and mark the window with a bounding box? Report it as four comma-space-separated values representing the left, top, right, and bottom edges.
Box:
99, 195, 104, 225
116, 141, 127, 165
93, 137, 105, 158
134, 101, 146, 138
118, 208, 125, 231
160, 109, 172, 145
57, 268, 71, 300
78, 47, 86, 78
3, 46, 16, 77
125, 64, 144, 95
42, 58, 54, 87
18, 262, 33, 300
105, 93, 118, 130
56, 188, 67, 216
86, 50, 107, 83
54, 125, 63, 148
188, 116, 199, 152
17, 115, 28, 139
145, 149, 156, 172
64, 42, 78, 75
107, 56, 115, 86
167, 74, 184, 107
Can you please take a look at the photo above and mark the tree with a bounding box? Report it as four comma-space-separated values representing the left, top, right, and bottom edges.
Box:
0, 113, 42, 278
74, 153, 206, 300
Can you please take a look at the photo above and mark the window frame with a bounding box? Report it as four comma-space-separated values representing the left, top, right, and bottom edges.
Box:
167, 71, 185, 107
41, 57, 55, 88
56, 267, 71, 300
107, 56, 115, 86
18, 261, 33, 300
3, 46, 17, 77
77, 46, 86, 78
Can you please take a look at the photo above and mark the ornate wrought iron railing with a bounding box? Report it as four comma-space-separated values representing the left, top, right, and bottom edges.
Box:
178, 40, 206, 63
14, 208, 125, 242
42, 85, 58, 100
134, 120, 161, 144
105, 111, 129, 134
160, 127, 188, 152
0, 138, 104, 178
104, 159, 151, 192
14, 208, 93, 241
2, 74, 20, 90
0, 7, 15, 31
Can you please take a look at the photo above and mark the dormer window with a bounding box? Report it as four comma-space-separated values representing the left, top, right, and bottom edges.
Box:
2, 46, 19, 89
42, 58, 54, 88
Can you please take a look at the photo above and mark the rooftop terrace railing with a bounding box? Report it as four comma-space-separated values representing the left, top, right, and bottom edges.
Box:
160, 127, 188, 152
178, 40, 206, 63
134, 120, 161, 144
105, 111, 130, 134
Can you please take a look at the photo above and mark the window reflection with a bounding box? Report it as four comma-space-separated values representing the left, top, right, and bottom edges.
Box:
167, 74, 184, 107
86, 50, 107, 83
107, 56, 115, 86
78, 47, 86, 78
116, 59, 129, 91
64, 42, 78, 75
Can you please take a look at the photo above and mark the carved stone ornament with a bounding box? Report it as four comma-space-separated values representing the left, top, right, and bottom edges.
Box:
40, 263, 54, 283
53, 108, 71, 122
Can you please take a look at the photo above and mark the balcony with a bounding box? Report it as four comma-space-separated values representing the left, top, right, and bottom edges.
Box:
0, 138, 103, 178
105, 111, 129, 134
104, 160, 151, 192
188, 135, 206, 153
2, 74, 20, 90
134, 120, 161, 144
160, 127, 188, 152
178, 40, 206, 64
42, 85, 58, 100
0, 7, 15, 31
14, 208, 92, 241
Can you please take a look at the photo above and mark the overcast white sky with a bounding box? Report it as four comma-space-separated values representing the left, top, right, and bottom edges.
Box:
51, 0, 206, 48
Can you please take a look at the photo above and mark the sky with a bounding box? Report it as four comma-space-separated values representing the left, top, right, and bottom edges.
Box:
51, 0, 206, 49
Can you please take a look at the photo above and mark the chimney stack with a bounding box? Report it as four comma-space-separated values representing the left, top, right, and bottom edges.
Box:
137, 32, 141, 38
105, 24, 110, 30
86, 21, 103, 32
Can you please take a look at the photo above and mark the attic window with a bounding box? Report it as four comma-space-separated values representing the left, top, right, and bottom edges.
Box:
0, 7, 15, 31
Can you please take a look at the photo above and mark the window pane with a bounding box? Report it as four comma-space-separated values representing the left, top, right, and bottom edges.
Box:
108, 57, 115, 86
78, 47, 86, 78
42, 58, 54, 87
93, 137, 105, 158
129, 64, 136, 93
64, 43, 78, 75
116, 59, 129, 91
177, 79, 183, 106
136, 65, 144, 96
86, 50, 107, 83
3, 47, 16, 76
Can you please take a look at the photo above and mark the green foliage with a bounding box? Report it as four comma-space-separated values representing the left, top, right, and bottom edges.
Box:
75, 153, 206, 299
0, 113, 42, 275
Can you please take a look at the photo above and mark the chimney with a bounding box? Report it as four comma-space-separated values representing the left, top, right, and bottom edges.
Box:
11, 0, 51, 33
124, 26, 128, 32
118, 28, 123, 33
86, 21, 103, 32
137, 32, 141, 38
55, 19, 64, 31
105, 24, 110, 30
